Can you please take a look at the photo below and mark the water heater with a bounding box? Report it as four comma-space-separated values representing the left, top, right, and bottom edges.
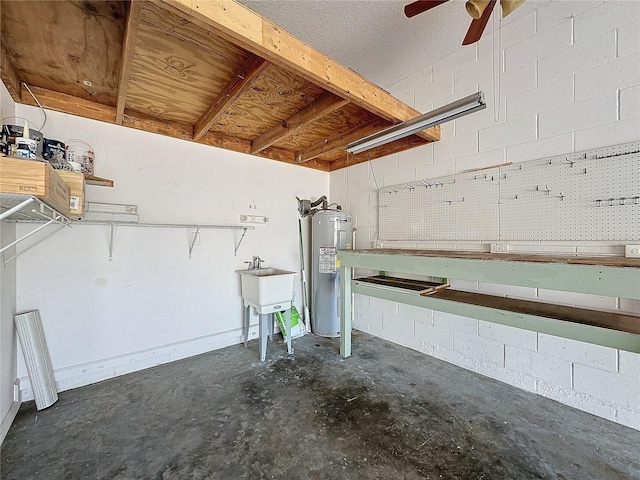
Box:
311, 209, 353, 337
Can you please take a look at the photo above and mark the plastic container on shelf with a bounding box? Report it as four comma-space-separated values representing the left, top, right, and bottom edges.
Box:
64, 139, 95, 176
43, 139, 67, 167
1, 117, 44, 157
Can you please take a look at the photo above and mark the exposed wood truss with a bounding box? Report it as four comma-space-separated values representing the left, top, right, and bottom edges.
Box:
193, 54, 269, 141
161, 0, 439, 142
0, 43, 21, 103
115, 0, 143, 124
296, 118, 389, 164
0, 0, 441, 171
251, 93, 349, 154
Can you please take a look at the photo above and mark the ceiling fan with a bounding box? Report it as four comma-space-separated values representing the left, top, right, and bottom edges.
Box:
405, 0, 525, 45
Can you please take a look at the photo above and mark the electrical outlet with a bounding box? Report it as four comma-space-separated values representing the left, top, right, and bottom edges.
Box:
625, 245, 640, 258
490, 243, 510, 254
240, 215, 269, 224
13, 381, 20, 402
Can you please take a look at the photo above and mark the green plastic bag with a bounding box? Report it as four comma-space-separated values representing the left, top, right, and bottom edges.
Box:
274, 305, 305, 339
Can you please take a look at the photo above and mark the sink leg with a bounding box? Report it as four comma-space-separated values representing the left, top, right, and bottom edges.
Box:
243, 305, 250, 348
268, 313, 274, 341
286, 308, 293, 354
259, 314, 267, 362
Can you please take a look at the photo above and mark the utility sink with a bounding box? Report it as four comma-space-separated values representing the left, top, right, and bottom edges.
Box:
236, 268, 296, 308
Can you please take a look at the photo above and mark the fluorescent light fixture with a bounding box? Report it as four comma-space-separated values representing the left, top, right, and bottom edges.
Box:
346, 92, 486, 155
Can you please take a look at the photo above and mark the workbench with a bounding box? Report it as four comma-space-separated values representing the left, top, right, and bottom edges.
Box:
337, 249, 640, 357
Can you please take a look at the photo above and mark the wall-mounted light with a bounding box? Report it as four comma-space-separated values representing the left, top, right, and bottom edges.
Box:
345, 92, 486, 155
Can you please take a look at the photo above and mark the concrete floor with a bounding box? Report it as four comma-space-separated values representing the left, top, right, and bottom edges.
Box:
2, 332, 639, 480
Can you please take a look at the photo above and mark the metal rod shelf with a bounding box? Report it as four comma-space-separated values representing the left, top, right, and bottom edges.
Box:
2, 193, 256, 261
0, 193, 71, 263
73, 220, 254, 230
72, 220, 255, 261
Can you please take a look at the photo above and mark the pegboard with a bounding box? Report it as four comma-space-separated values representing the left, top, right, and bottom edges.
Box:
378, 142, 640, 242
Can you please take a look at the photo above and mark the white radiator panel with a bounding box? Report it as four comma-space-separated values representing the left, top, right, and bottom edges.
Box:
14, 310, 58, 410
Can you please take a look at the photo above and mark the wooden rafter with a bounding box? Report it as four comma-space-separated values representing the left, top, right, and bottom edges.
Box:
19, 86, 330, 171
0, 43, 22, 102
296, 118, 389, 164
332, 134, 430, 170
160, 0, 440, 143
193, 53, 269, 141
251, 93, 349, 154
115, 0, 143, 125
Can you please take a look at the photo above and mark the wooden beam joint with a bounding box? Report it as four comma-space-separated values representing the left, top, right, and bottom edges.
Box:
0, 43, 22, 102
159, 0, 440, 143
296, 118, 389, 164
250, 92, 349, 154
193, 54, 269, 141
115, 0, 143, 125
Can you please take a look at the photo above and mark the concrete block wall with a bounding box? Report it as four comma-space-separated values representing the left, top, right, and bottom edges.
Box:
333, 1, 640, 430
354, 295, 640, 430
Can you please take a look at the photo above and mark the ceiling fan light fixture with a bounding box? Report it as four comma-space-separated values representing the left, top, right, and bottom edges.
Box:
465, 0, 491, 19
346, 92, 486, 155
501, 0, 525, 17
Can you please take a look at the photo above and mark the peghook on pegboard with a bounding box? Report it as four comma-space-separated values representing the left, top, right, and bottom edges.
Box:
378, 142, 640, 242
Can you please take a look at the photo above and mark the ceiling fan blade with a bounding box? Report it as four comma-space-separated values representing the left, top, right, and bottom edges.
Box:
404, 0, 450, 18
462, 0, 497, 45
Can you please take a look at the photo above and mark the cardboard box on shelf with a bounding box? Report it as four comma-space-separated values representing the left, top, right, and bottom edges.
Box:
0, 157, 70, 216
56, 170, 86, 219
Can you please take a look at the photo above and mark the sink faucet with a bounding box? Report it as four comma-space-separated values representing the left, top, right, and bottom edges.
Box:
253, 256, 264, 269
245, 256, 265, 270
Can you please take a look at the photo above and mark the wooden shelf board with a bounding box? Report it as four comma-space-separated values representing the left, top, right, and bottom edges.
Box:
85, 175, 114, 187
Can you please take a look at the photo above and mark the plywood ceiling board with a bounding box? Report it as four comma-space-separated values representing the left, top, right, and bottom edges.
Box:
159, 0, 439, 143
274, 104, 377, 151
211, 64, 326, 139
1, 1, 127, 106
193, 54, 269, 141
125, 19, 248, 124
250, 92, 349, 154
141, 1, 250, 65
1, 43, 22, 102
19, 84, 304, 167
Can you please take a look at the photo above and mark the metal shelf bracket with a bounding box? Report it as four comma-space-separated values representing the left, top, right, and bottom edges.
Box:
108, 223, 115, 262
1, 194, 71, 265
72, 221, 254, 261
188, 227, 200, 259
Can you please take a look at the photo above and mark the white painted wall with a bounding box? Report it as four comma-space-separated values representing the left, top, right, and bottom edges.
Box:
0, 82, 19, 444
13, 106, 328, 400
331, 0, 640, 430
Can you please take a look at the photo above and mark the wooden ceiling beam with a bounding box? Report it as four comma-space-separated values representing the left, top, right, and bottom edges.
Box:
18, 86, 330, 169
1, 43, 23, 102
296, 118, 390, 164
159, 0, 440, 143
250, 92, 349, 154
193, 53, 269, 141
21, 86, 116, 123
327, 135, 429, 171
115, 0, 143, 125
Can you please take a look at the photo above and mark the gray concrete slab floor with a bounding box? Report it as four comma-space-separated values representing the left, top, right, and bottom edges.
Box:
1, 331, 639, 479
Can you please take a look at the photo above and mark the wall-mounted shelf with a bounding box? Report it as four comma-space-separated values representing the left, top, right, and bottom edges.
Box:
0, 193, 71, 263
84, 175, 114, 187
73, 220, 255, 260
1, 193, 255, 262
